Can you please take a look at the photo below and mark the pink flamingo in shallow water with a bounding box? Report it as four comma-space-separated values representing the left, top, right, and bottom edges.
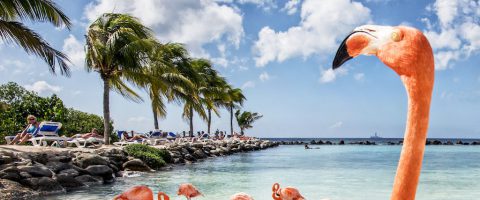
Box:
272, 183, 305, 200
177, 183, 202, 200
113, 185, 170, 200
332, 25, 434, 200
230, 192, 254, 200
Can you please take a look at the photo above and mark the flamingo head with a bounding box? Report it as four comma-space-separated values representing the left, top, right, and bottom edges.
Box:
158, 192, 170, 200
332, 25, 433, 77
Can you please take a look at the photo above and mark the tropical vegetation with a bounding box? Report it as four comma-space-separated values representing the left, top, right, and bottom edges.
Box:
124, 144, 172, 169
0, 82, 112, 144
235, 110, 263, 135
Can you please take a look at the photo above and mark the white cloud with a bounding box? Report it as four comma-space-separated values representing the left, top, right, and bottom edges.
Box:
319, 67, 348, 84
24, 81, 62, 95
434, 50, 461, 70
0, 59, 28, 74
259, 72, 270, 82
354, 73, 365, 82
281, 0, 300, 15
241, 81, 255, 89
253, 0, 371, 67
424, 0, 480, 70
329, 121, 343, 129
85, 0, 244, 57
424, 29, 461, 50
430, 0, 459, 28
62, 34, 85, 69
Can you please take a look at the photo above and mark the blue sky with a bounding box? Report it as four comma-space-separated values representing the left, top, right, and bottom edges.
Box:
1, 0, 479, 138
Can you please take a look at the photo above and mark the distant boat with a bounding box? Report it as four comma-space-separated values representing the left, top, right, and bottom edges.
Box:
370, 132, 382, 139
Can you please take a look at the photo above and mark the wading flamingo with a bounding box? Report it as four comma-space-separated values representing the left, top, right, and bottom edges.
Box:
332, 25, 434, 200
113, 185, 170, 200
177, 183, 202, 200
230, 192, 254, 200
272, 183, 305, 200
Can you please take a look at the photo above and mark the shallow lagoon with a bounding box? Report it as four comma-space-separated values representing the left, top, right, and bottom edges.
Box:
51, 145, 480, 200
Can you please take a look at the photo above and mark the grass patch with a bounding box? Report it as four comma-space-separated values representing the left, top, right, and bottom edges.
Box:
124, 144, 172, 169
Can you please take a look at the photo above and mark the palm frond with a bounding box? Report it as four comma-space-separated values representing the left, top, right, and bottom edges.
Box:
0, 0, 71, 28
0, 20, 70, 75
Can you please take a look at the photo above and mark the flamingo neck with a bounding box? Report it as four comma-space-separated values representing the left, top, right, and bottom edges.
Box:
391, 73, 433, 200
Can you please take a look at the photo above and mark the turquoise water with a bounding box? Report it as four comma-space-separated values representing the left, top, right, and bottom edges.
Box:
51, 145, 480, 200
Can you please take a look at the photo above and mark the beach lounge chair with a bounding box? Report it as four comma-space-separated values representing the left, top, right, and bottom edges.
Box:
29, 122, 66, 147
67, 137, 104, 148
113, 131, 147, 146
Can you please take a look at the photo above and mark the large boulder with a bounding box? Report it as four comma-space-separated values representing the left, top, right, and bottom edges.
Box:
122, 159, 152, 172
85, 165, 113, 177
36, 177, 65, 194
193, 149, 207, 159
74, 175, 103, 186
58, 168, 79, 177
45, 161, 72, 173
0, 171, 21, 182
74, 153, 109, 168
18, 164, 53, 178
55, 174, 85, 189
0, 178, 39, 200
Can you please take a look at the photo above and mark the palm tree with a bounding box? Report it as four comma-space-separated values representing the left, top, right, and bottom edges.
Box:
85, 13, 158, 144
224, 87, 246, 135
0, 0, 72, 75
147, 43, 191, 130
164, 58, 207, 136
198, 65, 228, 134
235, 110, 263, 135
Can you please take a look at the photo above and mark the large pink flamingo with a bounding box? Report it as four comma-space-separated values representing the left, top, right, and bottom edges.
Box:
177, 183, 202, 200
332, 25, 434, 200
272, 183, 305, 200
113, 185, 170, 200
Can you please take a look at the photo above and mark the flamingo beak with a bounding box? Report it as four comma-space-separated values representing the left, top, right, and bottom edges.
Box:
332, 30, 374, 69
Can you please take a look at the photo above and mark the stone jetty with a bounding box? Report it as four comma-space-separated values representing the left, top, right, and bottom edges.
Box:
277, 139, 480, 146
0, 139, 278, 199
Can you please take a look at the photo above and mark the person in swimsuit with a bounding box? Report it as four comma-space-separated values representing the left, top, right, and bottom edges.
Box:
9, 115, 40, 145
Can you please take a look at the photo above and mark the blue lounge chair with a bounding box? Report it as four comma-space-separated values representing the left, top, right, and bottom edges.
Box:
29, 122, 66, 147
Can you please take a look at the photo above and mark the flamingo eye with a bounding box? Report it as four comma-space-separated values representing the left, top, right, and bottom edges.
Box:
391, 29, 403, 42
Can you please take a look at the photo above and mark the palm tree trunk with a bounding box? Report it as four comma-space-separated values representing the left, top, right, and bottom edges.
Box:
230, 105, 233, 136
152, 104, 159, 130
207, 108, 211, 134
102, 79, 111, 145
189, 105, 194, 136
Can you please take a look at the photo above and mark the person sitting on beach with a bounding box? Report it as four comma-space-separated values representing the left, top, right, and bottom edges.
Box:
8, 115, 40, 145
123, 130, 147, 142
304, 144, 311, 149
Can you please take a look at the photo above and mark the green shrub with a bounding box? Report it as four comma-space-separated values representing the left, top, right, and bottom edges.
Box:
0, 82, 114, 144
124, 144, 172, 169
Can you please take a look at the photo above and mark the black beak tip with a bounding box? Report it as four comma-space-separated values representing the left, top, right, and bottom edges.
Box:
332, 56, 352, 70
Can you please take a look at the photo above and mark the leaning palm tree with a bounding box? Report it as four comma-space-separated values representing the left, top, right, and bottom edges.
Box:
0, 0, 71, 75
85, 13, 158, 144
235, 110, 263, 135
178, 58, 211, 136
224, 86, 246, 135
198, 64, 228, 134
147, 43, 192, 130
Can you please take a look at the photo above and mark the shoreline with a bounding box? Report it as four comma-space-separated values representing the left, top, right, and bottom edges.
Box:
0, 139, 279, 200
